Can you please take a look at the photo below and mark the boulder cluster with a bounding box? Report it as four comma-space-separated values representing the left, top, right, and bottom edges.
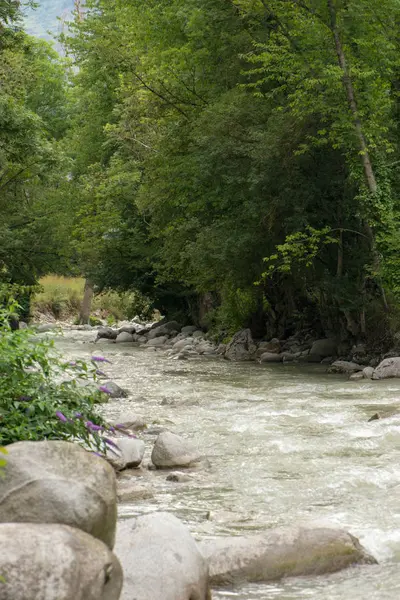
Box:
0, 440, 377, 599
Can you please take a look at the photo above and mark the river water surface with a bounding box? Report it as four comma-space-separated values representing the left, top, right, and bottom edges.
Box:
57, 330, 400, 599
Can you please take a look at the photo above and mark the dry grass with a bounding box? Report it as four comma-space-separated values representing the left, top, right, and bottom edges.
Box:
31, 275, 153, 322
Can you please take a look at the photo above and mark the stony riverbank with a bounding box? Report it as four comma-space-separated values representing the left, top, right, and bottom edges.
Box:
35, 317, 400, 382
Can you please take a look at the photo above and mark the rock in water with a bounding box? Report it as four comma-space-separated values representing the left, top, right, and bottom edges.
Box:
0, 523, 123, 600
225, 329, 257, 361
115, 512, 210, 600
151, 431, 202, 468
372, 356, 400, 379
115, 331, 134, 343
106, 438, 145, 470
198, 527, 376, 586
0, 441, 117, 549
102, 381, 128, 399
327, 360, 364, 374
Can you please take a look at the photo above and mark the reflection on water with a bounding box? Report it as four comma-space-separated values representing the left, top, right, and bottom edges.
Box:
56, 330, 400, 599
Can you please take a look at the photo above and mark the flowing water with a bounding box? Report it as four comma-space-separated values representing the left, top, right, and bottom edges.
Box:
57, 330, 400, 599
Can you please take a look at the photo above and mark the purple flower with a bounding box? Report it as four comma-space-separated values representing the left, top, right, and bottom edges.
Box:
85, 421, 104, 432
74, 412, 83, 419
103, 438, 119, 449
108, 426, 116, 433
91, 356, 111, 363
96, 370, 107, 377
115, 424, 125, 429
69, 361, 77, 367
91, 452, 104, 458
99, 385, 112, 395
19, 395, 32, 402
56, 411, 67, 422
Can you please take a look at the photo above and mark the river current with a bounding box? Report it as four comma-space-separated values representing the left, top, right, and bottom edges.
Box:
57, 330, 400, 599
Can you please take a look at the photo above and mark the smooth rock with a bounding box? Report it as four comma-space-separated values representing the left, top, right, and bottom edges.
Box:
106, 438, 145, 470
310, 338, 338, 359
112, 415, 147, 432
349, 371, 365, 381
147, 336, 168, 347
225, 329, 257, 362
173, 337, 195, 351
118, 325, 137, 334
115, 331, 134, 343
372, 356, 400, 380
216, 343, 227, 355
363, 366, 375, 379
148, 321, 181, 339
261, 338, 281, 354
260, 352, 283, 363
327, 360, 364, 374
198, 527, 376, 586
0, 441, 117, 549
95, 327, 118, 341
151, 431, 202, 468
0, 523, 123, 600
192, 330, 205, 338
181, 325, 198, 334
102, 381, 128, 399
117, 481, 154, 502
115, 512, 210, 600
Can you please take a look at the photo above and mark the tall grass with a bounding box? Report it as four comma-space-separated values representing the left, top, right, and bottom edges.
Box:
31, 276, 153, 322
32, 276, 85, 319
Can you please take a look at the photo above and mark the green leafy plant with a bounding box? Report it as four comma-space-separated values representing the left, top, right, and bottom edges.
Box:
0, 302, 116, 452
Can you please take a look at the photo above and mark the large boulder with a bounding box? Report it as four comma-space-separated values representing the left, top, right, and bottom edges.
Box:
148, 321, 181, 339
181, 325, 198, 335
95, 327, 118, 342
0, 441, 117, 549
372, 356, 400, 379
0, 523, 123, 600
115, 512, 210, 600
309, 338, 338, 359
115, 331, 134, 343
198, 527, 376, 586
151, 431, 202, 468
225, 329, 257, 362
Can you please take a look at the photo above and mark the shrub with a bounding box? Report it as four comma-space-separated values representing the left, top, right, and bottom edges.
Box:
0, 303, 113, 452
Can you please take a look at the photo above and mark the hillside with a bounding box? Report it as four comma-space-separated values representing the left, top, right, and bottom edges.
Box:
24, 0, 75, 40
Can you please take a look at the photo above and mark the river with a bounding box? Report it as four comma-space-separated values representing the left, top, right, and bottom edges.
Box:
57, 329, 400, 599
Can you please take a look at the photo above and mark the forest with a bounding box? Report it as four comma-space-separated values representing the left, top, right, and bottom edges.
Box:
2, 0, 400, 349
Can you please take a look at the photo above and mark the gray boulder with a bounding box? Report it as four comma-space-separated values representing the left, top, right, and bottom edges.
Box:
181, 325, 198, 335
198, 527, 376, 586
225, 329, 257, 362
147, 336, 168, 347
372, 356, 400, 380
102, 381, 128, 399
0, 441, 117, 549
309, 338, 338, 359
192, 330, 205, 338
363, 366, 375, 379
111, 415, 147, 432
151, 431, 202, 468
106, 438, 145, 470
114, 512, 210, 600
260, 352, 283, 363
173, 337, 195, 351
327, 360, 364, 374
0, 523, 123, 600
148, 321, 181, 339
36, 323, 60, 333
115, 331, 134, 343
95, 327, 118, 341
260, 338, 281, 354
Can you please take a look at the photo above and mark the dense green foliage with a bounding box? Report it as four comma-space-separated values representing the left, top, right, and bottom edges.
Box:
4, 0, 400, 346
0, 304, 111, 448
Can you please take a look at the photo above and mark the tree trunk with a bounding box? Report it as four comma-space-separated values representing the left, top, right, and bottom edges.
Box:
79, 279, 94, 325
327, 0, 388, 312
